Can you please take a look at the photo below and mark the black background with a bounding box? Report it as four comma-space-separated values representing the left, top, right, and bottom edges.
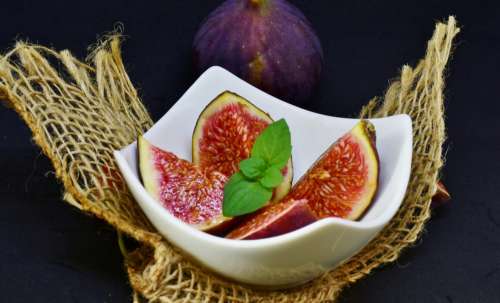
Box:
1, 1, 499, 302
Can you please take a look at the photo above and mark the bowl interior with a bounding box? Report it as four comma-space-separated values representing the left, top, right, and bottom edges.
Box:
117, 66, 412, 227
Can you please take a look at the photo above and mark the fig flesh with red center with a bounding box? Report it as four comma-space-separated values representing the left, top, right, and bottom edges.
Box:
288, 120, 379, 220
192, 91, 293, 202
138, 136, 232, 232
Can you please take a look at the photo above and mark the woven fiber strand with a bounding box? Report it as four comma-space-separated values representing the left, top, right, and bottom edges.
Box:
0, 17, 459, 303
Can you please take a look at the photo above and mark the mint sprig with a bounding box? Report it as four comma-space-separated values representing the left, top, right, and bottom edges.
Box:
223, 119, 291, 217
222, 172, 273, 216
239, 157, 267, 180
259, 166, 284, 189
252, 119, 292, 168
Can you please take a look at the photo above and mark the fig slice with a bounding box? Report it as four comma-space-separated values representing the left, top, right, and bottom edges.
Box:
138, 136, 232, 232
226, 120, 379, 240
287, 120, 379, 220
226, 199, 317, 240
192, 91, 293, 202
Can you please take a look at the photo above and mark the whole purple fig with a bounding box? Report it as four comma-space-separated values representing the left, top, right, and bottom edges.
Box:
193, 0, 324, 104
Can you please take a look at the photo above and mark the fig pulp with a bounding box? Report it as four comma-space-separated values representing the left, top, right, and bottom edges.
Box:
288, 120, 379, 220
226, 199, 316, 240
227, 120, 379, 239
138, 136, 232, 232
192, 91, 292, 202
193, 0, 324, 104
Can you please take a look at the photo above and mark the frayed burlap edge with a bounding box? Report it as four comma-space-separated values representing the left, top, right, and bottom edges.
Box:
0, 17, 459, 303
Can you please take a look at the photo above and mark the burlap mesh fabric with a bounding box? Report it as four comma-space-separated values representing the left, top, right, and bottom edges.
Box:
0, 17, 459, 303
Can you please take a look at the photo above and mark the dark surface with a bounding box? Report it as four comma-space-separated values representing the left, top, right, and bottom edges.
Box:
0, 1, 499, 302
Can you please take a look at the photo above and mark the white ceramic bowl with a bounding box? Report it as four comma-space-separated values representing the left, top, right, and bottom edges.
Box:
114, 66, 412, 288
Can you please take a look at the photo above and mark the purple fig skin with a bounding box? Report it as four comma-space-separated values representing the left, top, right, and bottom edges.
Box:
226, 199, 317, 240
193, 0, 324, 104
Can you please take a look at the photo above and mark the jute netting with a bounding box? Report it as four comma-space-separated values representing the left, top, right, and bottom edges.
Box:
0, 17, 459, 303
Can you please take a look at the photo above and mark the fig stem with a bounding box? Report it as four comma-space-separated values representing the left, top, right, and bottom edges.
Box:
249, 0, 268, 8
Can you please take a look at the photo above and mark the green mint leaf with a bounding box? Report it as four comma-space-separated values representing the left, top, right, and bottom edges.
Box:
222, 172, 246, 203
239, 157, 266, 180
251, 119, 291, 168
259, 166, 284, 189
223, 172, 273, 216
223, 119, 293, 216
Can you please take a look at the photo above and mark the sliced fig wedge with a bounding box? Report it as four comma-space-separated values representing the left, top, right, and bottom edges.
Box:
227, 120, 380, 240
226, 199, 317, 240
192, 91, 293, 202
138, 136, 232, 232
288, 120, 379, 220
